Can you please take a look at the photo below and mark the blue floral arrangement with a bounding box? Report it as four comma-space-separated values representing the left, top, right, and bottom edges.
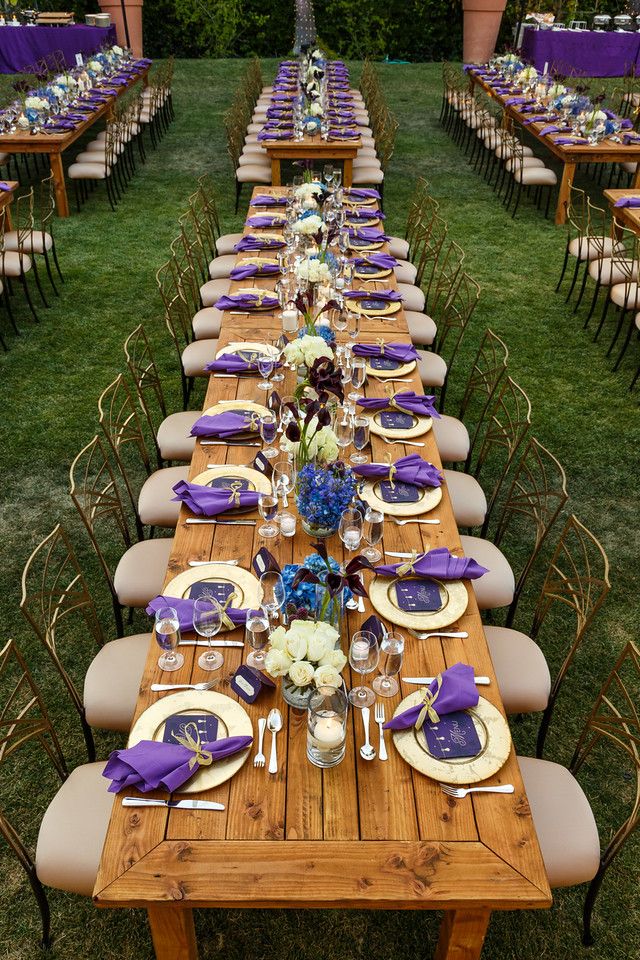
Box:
303, 115, 322, 135
296, 460, 356, 530
282, 553, 352, 614
298, 324, 335, 347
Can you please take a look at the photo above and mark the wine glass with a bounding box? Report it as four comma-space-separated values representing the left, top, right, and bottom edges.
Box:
373, 632, 405, 697
154, 606, 184, 672
258, 492, 279, 538
245, 605, 271, 669
333, 304, 349, 332
260, 412, 279, 459
270, 339, 284, 383
339, 506, 363, 553
351, 414, 370, 465
346, 310, 360, 343
348, 630, 379, 707
260, 571, 286, 621
338, 227, 350, 255
349, 356, 367, 403
193, 595, 224, 671
257, 352, 274, 391
362, 506, 384, 561
323, 163, 335, 188
272, 458, 296, 509
334, 412, 353, 457
278, 396, 297, 434
333, 168, 342, 189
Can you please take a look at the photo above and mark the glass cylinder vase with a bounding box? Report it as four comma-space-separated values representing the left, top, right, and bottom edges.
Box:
307, 685, 348, 768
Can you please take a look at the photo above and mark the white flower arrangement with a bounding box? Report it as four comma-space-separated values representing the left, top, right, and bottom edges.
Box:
296, 257, 331, 284
548, 83, 567, 98
495, 53, 519, 65
25, 96, 49, 112
264, 620, 346, 690
281, 420, 339, 464
88, 60, 103, 74
308, 101, 323, 118
112, 45, 124, 56
292, 214, 323, 236
294, 181, 324, 201
517, 65, 538, 83
50, 85, 65, 100
284, 334, 333, 368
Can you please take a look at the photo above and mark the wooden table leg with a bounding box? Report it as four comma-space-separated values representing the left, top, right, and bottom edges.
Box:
343, 158, 353, 188
555, 161, 576, 226
147, 905, 198, 960
271, 158, 281, 187
434, 908, 491, 960
633, 165, 640, 189
49, 152, 70, 218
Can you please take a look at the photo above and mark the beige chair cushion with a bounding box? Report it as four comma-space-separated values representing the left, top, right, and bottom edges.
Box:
406, 310, 436, 346
389, 236, 410, 260
0, 250, 31, 276
514, 166, 557, 186
36, 761, 112, 896
215, 234, 243, 256
518, 756, 600, 888
495, 143, 534, 160
113, 537, 173, 608
208, 254, 237, 279
432, 415, 470, 463
353, 157, 382, 171
360, 136, 376, 148
459, 534, 515, 610
505, 156, 546, 172
200, 278, 230, 307
84, 632, 151, 731
395, 259, 417, 284
444, 469, 487, 527
156, 411, 198, 462
417, 350, 447, 388
621, 161, 637, 175
357, 147, 378, 159
68, 162, 108, 180
236, 164, 272, 184
568, 236, 617, 261
247, 122, 263, 134
398, 282, 425, 313
588, 257, 637, 285
182, 338, 218, 377
238, 152, 270, 168
193, 306, 224, 340
3, 230, 53, 254
74, 151, 111, 164
138, 465, 189, 528
610, 281, 640, 309
484, 625, 550, 714
351, 167, 384, 185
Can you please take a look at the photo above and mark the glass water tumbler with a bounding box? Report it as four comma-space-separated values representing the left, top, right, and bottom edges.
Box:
307, 685, 348, 768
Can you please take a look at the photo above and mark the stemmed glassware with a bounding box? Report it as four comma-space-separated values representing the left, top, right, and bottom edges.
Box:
323, 163, 335, 188
372, 631, 405, 697
258, 492, 279, 538
272, 458, 296, 509
339, 506, 363, 553
347, 309, 360, 344
260, 571, 286, 622
259, 412, 279, 459
348, 630, 379, 707
351, 414, 370, 464
349, 356, 367, 403
245, 605, 271, 669
270, 339, 284, 383
193, 596, 224, 671
334, 411, 353, 458
257, 352, 275, 391
362, 506, 384, 561
154, 606, 184, 672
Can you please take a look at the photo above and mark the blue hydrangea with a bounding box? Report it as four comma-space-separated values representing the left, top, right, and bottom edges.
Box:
282, 553, 352, 612
297, 325, 335, 346
296, 461, 356, 529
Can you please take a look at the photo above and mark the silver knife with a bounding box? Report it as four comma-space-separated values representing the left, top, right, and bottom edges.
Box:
200, 441, 261, 447
188, 559, 239, 566
186, 518, 256, 525
403, 676, 491, 686
384, 550, 423, 559
178, 640, 244, 647
122, 797, 225, 811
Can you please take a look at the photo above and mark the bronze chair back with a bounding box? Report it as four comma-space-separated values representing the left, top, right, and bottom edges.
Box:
458, 327, 509, 433
413, 212, 448, 302
124, 324, 169, 466
428, 237, 465, 319
432, 272, 481, 410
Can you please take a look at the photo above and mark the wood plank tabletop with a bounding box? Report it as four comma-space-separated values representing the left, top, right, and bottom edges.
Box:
603, 188, 640, 231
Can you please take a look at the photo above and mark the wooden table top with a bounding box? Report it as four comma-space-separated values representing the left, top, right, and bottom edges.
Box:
603, 188, 640, 230
94, 188, 551, 916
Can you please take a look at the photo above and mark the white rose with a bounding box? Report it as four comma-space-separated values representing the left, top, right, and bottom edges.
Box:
593, 110, 607, 122
264, 648, 293, 677
283, 339, 305, 366
313, 664, 342, 688
308, 426, 338, 462
284, 629, 308, 662
306, 626, 335, 662
88, 61, 103, 73
268, 625, 287, 651
549, 84, 567, 97
112, 45, 123, 55
305, 121, 319, 135
302, 197, 318, 210
319, 648, 348, 671
288, 660, 315, 687
309, 102, 323, 117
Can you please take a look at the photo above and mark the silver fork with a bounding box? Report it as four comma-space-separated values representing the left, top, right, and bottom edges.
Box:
409, 630, 469, 640
440, 784, 514, 798
150, 681, 217, 692
383, 437, 425, 448
393, 518, 440, 525
372, 376, 413, 383
253, 717, 267, 768
374, 702, 388, 761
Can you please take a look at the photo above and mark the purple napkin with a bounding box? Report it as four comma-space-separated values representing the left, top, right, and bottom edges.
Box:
245, 215, 284, 228
622, 134, 640, 145
103, 735, 253, 793
505, 96, 534, 106
172, 479, 260, 517
252, 195, 287, 206
329, 129, 359, 139
523, 114, 556, 125
374, 547, 488, 580
352, 342, 419, 363
146, 595, 249, 632
214, 293, 279, 311
383, 663, 479, 730
614, 196, 640, 207
257, 130, 293, 141
353, 453, 442, 488
553, 137, 588, 145
266, 108, 292, 119
204, 353, 275, 375
234, 236, 286, 252
45, 119, 77, 131
190, 411, 260, 439
229, 262, 280, 280
348, 226, 390, 243
346, 188, 381, 201
0, 182, 11, 192
350, 253, 397, 269
620, 119, 634, 130
346, 208, 386, 221
344, 289, 402, 303
357, 391, 440, 419
541, 125, 563, 136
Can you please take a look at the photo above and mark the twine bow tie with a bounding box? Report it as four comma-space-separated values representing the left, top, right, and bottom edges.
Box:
415, 674, 444, 729
173, 722, 214, 769
220, 590, 238, 631
376, 337, 386, 355
396, 551, 422, 576
226, 480, 244, 506
384, 453, 397, 490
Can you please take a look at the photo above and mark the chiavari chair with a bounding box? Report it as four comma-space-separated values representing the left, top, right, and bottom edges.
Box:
580, 200, 631, 327
0, 192, 40, 325
406, 234, 464, 350
3, 173, 64, 298
68, 116, 120, 212
196, 172, 244, 262
503, 126, 557, 219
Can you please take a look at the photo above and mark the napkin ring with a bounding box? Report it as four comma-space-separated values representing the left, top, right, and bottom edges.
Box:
173, 722, 214, 769
415, 674, 443, 730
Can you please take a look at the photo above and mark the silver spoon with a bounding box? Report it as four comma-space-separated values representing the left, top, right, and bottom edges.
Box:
359, 706, 376, 760
383, 438, 425, 448
267, 707, 283, 774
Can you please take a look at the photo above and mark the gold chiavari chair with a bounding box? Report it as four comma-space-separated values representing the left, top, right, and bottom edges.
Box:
582, 197, 628, 327
0, 191, 40, 325
519, 640, 639, 945
3, 172, 64, 299
0, 638, 112, 947
68, 115, 120, 211
196, 172, 245, 262
504, 126, 557, 219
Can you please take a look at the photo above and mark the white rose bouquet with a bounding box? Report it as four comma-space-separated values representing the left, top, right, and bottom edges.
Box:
87, 60, 103, 74
281, 419, 339, 464
308, 101, 323, 118
283, 334, 333, 368
112, 45, 124, 56
264, 621, 346, 692
296, 257, 331, 284
292, 214, 323, 237
294, 181, 324, 203
25, 96, 49, 112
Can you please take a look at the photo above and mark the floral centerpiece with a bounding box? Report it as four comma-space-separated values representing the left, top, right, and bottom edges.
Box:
284, 332, 333, 371
294, 180, 326, 209
292, 213, 324, 238
264, 620, 347, 708
291, 539, 374, 631
281, 551, 353, 620
280, 394, 339, 469
296, 459, 356, 537
292, 288, 337, 349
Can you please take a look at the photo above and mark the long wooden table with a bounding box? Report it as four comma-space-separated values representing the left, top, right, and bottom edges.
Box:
0, 66, 150, 217
0, 180, 19, 228
469, 69, 640, 225
94, 187, 551, 960
603, 188, 640, 234
261, 135, 361, 187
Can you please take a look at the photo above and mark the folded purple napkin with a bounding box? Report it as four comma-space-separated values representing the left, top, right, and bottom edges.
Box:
103, 735, 253, 793
553, 137, 588, 145
229, 262, 280, 281
190, 411, 260, 439
348, 226, 390, 243
622, 134, 640, 145
346, 208, 386, 221
523, 114, 556, 125
204, 353, 275, 375
352, 342, 419, 363
541, 125, 564, 136
252, 195, 287, 206
245, 215, 284, 228
44, 120, 77, 131
346, 188, 381, 201
0, 182, 11, 192
344, 289, 402, 303
214, 293, 279, 311
614, 196, 640, 207
266, 108, 292, 119
505, 96, 534, 106
353, 453, 442, 488
620, 119, 634, 130
357, 391, 440, 419
383, 663, 479, 730
146, 595, 249, 632
374, 547, 488, 580
350, 253, 398, 270
98, 87, 119, 95
234, 236, 286, 252
329, 129, 359, 139
257, 129, 293, 141
172, 479, 260, 517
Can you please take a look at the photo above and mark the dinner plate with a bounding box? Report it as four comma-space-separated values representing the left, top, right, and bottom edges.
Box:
369, 573, 468, 629
201, 399, 270, 439
163, 563, 263, 629
363, 358, 416, 378
230, 288, 279, 311
353, 264, 393, 280
351, 299, 401, 318
128, 691, 253, 793
190, 465, 272, 515
391, 691, 511, 784
359, 478, 442, 517
365, 408, 433, 440
345, 215, 380, 228
214, 341, 278, 364
348, 239, 385, 251
344, 193, 378, 207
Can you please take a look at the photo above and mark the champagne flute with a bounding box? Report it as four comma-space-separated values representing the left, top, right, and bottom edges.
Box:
349, 355, 367, 403
333, 168, 342, 189
347, 309, 360, 343
260, 571, 286, 622
257, 352, 275, 391
334, 412, 353, 457
339, 506, 363, 553
193, 595, 224, 671
260, 412, 279, 459
245, 605, 271, 669
351, 414, 370, 465
154, 606, 184, 672
372, 632, 405, 697
323, 163, 335, 188
362, 506, 384, 561
258, 493, 278, 538
348, 630, 379, 707
272, 458, 296, 508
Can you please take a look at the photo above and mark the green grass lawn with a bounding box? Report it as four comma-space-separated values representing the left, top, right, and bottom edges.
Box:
0, 59, 639, 960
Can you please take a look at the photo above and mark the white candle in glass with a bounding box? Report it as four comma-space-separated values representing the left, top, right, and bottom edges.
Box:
279, 512, 296, 537
312, 715, 344, 750
282, 309, 298, 333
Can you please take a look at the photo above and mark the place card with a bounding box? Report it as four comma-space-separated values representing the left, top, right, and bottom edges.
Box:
359, 298, 388, 311
206, 476, 252, 491
380, 411, 415, 430
252, 547, 281, 577
163, 713, 219, 745
230, 664, 276, 704
378, 480, 420, 503
252, 451, 273, 478
369, 356, 401, 371
361, 614, 385, 640
423, 711, 481, 759
188, 581, 236, 604
394, 578, 442, 612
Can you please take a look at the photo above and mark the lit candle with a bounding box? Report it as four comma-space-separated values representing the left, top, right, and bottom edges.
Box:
279, 512, 296, 537
351, 640, 369, 662
312, 715, 344, 750
282, 309, 298, 333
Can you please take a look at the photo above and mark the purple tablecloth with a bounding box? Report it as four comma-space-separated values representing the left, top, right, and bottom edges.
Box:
521, 28, 640, 78
0, 24, 117, 74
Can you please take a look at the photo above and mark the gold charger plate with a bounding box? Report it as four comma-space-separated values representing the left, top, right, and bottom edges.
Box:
359, 479, 442, 517
128, 691, 253, 793
364, 359, 416, 378
163, 563, 263, 631
348, 240, 384, 252
391, 691, 511, 784
344, 193, 378, 207
238, 257, 279, 267
191, 465, 272, 493
353, 266, 393, 281
351, 299, 401, 318
369, 573, 468, 629
202, 399, 270, 436
216, 342, 278, 361
346, 216, 381, 228
366, 409, 433, 439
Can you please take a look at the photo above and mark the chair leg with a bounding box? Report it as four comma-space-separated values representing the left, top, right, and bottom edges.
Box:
582, 863, 609, 947
42, 249, 59, 297
584, 279, 601, 328
235, 180, 242, 214
564, 256, 583, 302
2, 282, 20, 333
511, 182, 523, 219
607, 306, 628, 356
19, 272, 39, 322
612, 312, 635, 370
555, 246, 570, 292
30, 256, 49, 308
105, 177, 118, 212
573, 262, 590, 313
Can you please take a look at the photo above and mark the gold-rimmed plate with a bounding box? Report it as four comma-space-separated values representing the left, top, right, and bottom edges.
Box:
238, 257, 279, 267
128, 691, 253, 793
353, 265, 393, 281
344, 193, 378, 207
359, 478, 442, 517
216, 342, 278, 362
366, 409, 433, 439
351, 299, 401, 318
346, 215, 381, 228
247, 215, 286, 228
163, 563, 263, 630
391, 691, 511, 784
369, 573, 468, 629
363, 359, 416, 379
349, 240, 385, 252
201, 399, 269, 439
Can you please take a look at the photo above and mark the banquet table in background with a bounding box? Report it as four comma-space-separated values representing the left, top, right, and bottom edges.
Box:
520, 27, 640, 78
263, 136, 361, 187
0, 24, 116, 74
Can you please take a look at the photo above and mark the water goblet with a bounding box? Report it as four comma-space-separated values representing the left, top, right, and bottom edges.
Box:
333, 304, 349, 332
351, 415, 370, 465
373, 632, 405, 697
154, 606, 184, 672
333, 168, 342, 189
194, 595, 224, 671
334, 412, 353, 457
348, 630, 379, 707
346, 310, 360, 343
339, 506, 363, 553
260, 412, 279, 458
349, 355, 367, 403
362, 506, 384, 561
257, 352, 275, 391
272, 458, 296, 509
245, 605, 271, 669
258, 492, 279, 538
338, 227, 350, 255
270, 340, 284, 382
260, 571, 286, 622
323, 163, 335, 188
